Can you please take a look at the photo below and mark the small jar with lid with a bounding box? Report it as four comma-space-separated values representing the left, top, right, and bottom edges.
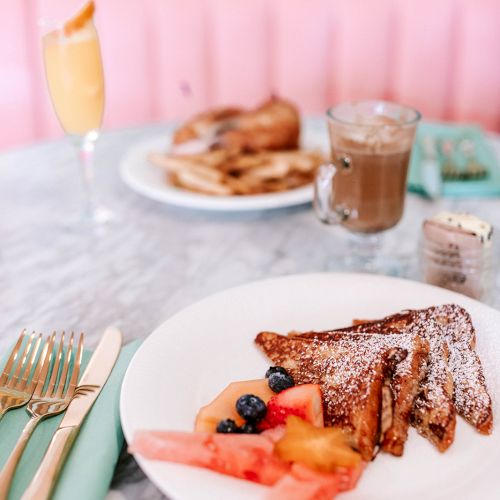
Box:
420, 212, 496, 301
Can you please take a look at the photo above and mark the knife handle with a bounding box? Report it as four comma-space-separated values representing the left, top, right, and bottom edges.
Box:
21, 426, 78, 500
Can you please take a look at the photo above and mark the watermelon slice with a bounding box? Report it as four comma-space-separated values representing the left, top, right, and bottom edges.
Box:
131, 430, 288, 486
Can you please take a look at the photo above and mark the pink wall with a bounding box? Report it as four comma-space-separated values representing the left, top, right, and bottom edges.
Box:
1, 0, 500, 151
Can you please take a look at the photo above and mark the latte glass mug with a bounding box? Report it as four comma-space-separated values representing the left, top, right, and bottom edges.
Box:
314, 101, 421, 272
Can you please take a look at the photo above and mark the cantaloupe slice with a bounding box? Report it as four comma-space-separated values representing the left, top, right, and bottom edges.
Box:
195, 379, 274, 432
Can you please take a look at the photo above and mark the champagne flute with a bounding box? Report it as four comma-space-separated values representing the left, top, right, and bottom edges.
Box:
41, 1, 113, 226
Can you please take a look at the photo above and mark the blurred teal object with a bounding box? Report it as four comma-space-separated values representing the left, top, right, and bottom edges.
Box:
408, 122, 500, 197
0, 338, 141, 500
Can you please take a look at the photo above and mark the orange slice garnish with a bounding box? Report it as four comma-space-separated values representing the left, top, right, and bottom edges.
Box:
63, 1, 95, 36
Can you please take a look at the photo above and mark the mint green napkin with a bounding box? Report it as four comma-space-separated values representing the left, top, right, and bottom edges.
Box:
0, 339, 141, 500
408, 122, 500, 197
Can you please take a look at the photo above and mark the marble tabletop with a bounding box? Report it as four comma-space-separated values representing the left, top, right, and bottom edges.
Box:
0, 123, 499, 499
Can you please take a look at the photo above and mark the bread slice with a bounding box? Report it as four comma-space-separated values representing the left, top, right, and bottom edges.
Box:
345, 305, 493, 436
255, 331, 414, 461
288, 331, 430, 456
300, 309, 455, 451
310, 304, 493, 449
421, 304, 493, 434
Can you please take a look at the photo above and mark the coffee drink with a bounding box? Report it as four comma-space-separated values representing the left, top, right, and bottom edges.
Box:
328, 113, 417, 233
314, 101, 421, 273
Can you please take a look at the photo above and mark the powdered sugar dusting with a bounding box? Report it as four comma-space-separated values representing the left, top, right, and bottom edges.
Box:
334, 304, 493, 434
255, 303, 493, 456
308, 334, 411, 428
423, 304, 493, 431
255, 331, 410, 429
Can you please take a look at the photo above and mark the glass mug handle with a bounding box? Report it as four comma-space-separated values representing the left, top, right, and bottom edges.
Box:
313, 162, 351, 225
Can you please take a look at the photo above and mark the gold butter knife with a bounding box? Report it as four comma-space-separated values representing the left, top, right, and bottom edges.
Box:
21, 326, 122, 500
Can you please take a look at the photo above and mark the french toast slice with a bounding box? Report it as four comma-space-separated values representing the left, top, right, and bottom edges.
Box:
341, 305, 493, 435
300, 310, 456, 451
421, 304, 493, 434
255, 331, 411, 461
288, 331, 430, 456
312, 304, 493, 447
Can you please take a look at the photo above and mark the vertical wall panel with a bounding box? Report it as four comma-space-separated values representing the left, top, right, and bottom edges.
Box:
31, 0, 62, 141
392, 0, 456, 120
96, 0, 152, 128
0, 1, 36, 149
451, 0, 500, 130
2, 0, 500, 151
209, 0, 270, 109
328, 0, 393, 105
271, 0, 330, 114
148, 0, 209, 121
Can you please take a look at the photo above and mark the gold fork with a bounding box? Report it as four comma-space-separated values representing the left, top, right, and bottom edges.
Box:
0, 332, 84, 500
0, 331, 49, 421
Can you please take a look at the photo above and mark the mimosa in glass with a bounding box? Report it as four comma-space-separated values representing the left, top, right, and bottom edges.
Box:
42, 1, 113, 226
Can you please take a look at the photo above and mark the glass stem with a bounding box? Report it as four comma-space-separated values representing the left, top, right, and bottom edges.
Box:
347, 232, 383, 272
76, 133, 98, 221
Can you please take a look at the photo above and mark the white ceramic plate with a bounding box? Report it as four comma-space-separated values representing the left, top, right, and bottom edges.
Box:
119, 119, 328, 211
120, 273, 500, 500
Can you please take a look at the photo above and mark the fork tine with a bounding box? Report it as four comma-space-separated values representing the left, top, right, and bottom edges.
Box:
16, 333, 43, 391
32, 333, 56, 397
0, 331, 25, 386
44, 332, 64, 398
66, 333, 84, 400
7, 332, 35, 389
54, 332, 74, 398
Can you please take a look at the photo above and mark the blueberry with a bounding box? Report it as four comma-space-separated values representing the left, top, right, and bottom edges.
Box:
265, 366, 289, 379
216, 419, 240, 433
240, 422, 258, 434
268, 371, 294, 393
236, 394, 267, 422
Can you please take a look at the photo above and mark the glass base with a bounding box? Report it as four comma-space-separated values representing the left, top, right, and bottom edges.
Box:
327, 252, 406, 276
85, 205, 116, 226
325, 231, 412, 277
62, 204, 117, 233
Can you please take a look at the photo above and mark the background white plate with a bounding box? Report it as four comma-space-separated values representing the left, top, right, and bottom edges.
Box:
119, 119, 328, 211
120, 273, 500, 500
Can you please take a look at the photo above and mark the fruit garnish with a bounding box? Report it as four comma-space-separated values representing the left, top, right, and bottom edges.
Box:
260, 425, 286, 443
63, 1, 95, 36
275, 416, 361, 472
195, 379, 274, 432
268, 463, 340, 500
265, 366, 289, 378
268, 370, 295, 393
236, 394, 267, 422
216, 418, 240, 433
131, 431, 289, 486
259, 384, 324, 430
240, 422, 258, 434
335, 463, 365, 492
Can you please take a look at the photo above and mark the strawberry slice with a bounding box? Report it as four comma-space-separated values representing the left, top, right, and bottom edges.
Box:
259, 384, 324, 430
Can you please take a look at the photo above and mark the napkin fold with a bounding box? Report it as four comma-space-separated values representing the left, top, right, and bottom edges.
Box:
408, 122, 500, 197
0, 338, 140, 500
